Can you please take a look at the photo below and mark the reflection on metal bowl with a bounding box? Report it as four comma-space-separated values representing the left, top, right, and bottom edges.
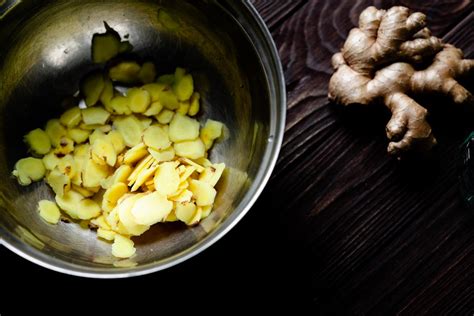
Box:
0, 0, 285, 278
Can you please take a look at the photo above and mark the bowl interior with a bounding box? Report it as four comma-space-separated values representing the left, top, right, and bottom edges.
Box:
0, 0, 274, 274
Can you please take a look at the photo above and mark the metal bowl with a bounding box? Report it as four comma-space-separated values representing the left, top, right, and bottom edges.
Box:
0, 0, 285, 277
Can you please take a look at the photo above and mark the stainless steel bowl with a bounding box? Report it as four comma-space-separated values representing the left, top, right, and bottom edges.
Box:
0, 0, 285, 277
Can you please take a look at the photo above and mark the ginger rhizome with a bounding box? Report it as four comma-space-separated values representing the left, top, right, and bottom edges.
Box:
328, 6, 474, 157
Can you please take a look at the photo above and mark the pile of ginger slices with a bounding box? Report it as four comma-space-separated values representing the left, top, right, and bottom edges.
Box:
13, 62, 226, 259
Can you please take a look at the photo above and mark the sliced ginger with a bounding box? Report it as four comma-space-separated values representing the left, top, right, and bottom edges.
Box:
100, 78, 114, 108
131, 191, 173, 225
38, 200, 61, 224
81, 72, 105, 107
127, 155, 154, 184
112, 234, 136, 258
60, 107, 82, 128
13, 63, 226, 259
116, 194, 150, 236
174, 138, 205, 159
143, 101, 163, 116
169, 113, 200, 142
200, 119, 223, 150
53, 137, 74, 156
45, 119, 67, 148
153, 161, 180, 196
156, 109, 175, 124
68, 128, 91, 144
98, 228, 116, 241
13, 157, 46, 186
91, 138, 117, 167
92, 32, 120, 63
109, 96, 131, 115
189, 179, 216, 206
143, 125, 171, 150
169, 189, 193, 203
82, 158, 110, 188
188, 92, 200, 116
82, 107, 110, 125
201, 205, 213, 220
173, 73, 194, 101
109, 61, 141, 83
157, 74, 175, 85
77, 199, 101, 220
138, 62, 157, 84
113, 115, 144, 147
43, 152, 60, 171
175, 202, 197, 225
148, 146, 175, 163
107, 130, 125, 153
55, 190, 84, 219
102, 182, 128, 212
142, 83, 166, 102
101, 164, 132, 189
199, 163, 225, 187
123, 143, 148, 164
130, 161, 158, 192
46, 169, 70, 196
128, 88, 151, 113
91, 22, 123, 63
24, 128, 51, 155
157, 89, 179, 110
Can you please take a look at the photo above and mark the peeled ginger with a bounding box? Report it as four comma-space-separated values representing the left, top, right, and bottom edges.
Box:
38, 200, 61, 224
12, 157, 46, 186
13, 63, 226, 260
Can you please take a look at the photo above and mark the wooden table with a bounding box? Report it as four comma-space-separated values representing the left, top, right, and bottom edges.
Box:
2, 0, 473, 313
250, 0, 474, 313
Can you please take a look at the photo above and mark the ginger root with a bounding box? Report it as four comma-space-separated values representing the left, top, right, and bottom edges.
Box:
328, 6, 474, 157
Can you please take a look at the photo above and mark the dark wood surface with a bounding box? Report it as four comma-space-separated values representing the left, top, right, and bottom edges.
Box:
252, 0, 474, 314
2, 0, 474, 314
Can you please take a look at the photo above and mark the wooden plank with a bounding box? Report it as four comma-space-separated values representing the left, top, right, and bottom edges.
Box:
258, 0, 474, 313
253, 0, 473, 35
384, 13, 474, 315
250, 0, 307, 29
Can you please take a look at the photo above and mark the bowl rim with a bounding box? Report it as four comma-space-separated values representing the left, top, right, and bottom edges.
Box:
0, 0, 286, 278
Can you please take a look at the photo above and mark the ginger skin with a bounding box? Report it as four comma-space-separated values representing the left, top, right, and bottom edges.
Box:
328, 6, 474, 157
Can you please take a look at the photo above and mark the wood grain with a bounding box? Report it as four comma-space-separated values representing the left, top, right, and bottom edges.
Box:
250, 0, 307, 30
254, 0, 474, 314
